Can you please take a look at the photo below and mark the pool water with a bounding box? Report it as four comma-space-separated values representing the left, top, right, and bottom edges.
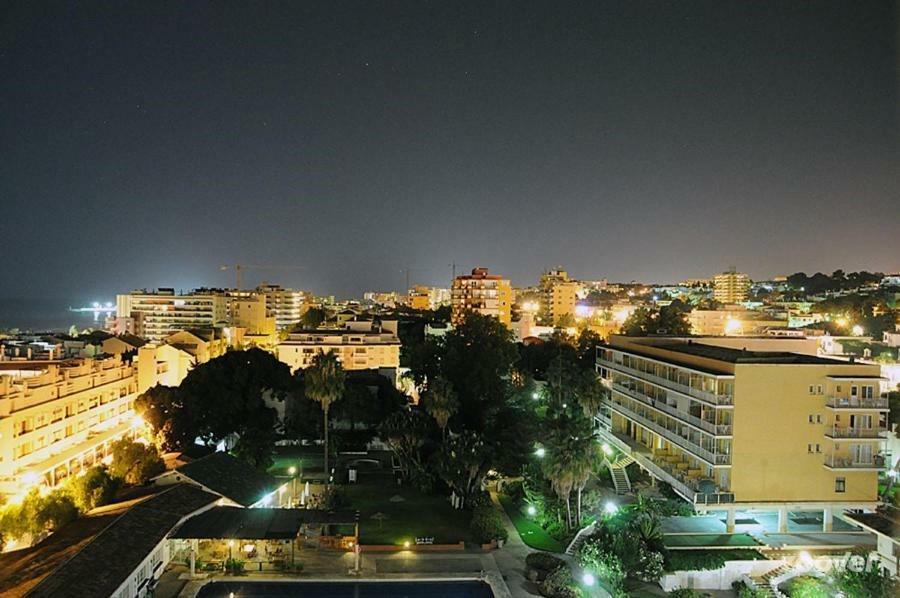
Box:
196, 580, 494, 598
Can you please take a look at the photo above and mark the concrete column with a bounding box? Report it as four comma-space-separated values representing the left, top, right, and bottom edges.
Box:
777, 506, 788, 533
726, 509, 736, 534
822, 506, 833, 532
189, 550, 195, 577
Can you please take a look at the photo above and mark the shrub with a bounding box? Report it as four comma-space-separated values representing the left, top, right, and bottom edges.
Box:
668, 590, 703, 598
731, 580, 768, 598
832, 554, 898, 598
578, 541, 625, 596
782, 575, 830, 598
635, 549, 665, 583
526, 552, 566, 579
66, 466, 120, 511
469, 506, 508, 544
224, 558, 245, 575
539, 565, 581, 598
109, 438, 165, 485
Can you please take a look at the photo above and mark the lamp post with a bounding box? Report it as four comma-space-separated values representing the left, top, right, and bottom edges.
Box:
288, 466, 297, 506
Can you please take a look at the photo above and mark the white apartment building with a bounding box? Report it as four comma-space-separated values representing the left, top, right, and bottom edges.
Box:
0, 355, 157, 497
115, 288, 229, 343
276, 320, 400, 372
257, 284, 313, 330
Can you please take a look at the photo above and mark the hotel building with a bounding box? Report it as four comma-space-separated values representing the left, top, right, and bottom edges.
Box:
0, 354, 159, 497
451, 267, 512, 327
115, 288, 229, 343
257, 284, 314, 330
596, 336, 887, 530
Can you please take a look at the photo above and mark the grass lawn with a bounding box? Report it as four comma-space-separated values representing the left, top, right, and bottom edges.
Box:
270, 445, 325, 476
498, 494, 567, 553
664, 533, 761, 548
343, 472, 472, 545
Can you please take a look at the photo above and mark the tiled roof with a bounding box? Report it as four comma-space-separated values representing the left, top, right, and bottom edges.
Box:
28, 484, 218, 598
173, 451, 279, 507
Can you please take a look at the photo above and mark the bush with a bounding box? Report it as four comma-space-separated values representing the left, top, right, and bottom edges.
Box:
667, 549, 764, 572
732, 580, 768, 598
539, 565, 581, 598
578, 541, 625, 596
782, 575, 830, 598
470, 506, 508, 544
668, 590, 703, 598
526, 551, 566, 574
109, 438, 165, 485
224, 558, 245, 575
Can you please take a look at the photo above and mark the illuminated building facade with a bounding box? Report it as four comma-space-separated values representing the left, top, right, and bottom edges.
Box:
689, 308, 787, 336
596, 336, 886, 529
276, 320, 400, 372
451, 267, 512, 326
713, 268, 750, 304
0, 355, 157, 497
115, 288, 229, 343
257, 284, 314, 330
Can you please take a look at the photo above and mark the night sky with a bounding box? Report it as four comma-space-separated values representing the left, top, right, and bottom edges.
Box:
1, 1, 898, 302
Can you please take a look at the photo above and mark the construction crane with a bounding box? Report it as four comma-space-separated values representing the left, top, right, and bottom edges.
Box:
219, 264, 306, 290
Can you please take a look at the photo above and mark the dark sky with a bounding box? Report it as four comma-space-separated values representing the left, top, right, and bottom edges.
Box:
1, 1, 898, 301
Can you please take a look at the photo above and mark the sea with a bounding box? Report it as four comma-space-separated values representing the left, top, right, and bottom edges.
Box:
0, 297, 111, 333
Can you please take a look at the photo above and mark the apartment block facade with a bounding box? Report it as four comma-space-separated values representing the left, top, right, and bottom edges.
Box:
276, 320, 400, 372
451, 267, 512, 327
115, 289, 229, 343
0, 355, 158, 497
596, 336, 886, 529
713, 269, 750, 304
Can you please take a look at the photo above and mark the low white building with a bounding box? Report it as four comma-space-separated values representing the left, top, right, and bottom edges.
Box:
276, 319, 400, 373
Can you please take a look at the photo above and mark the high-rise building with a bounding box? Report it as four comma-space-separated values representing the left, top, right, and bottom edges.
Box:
407, 285, 451, 311
257, 284, 314, 330
115, 288, 229, 343
596, 336, 886, 529
451, 268, 512, 326
538, 268, 582, 325
0, 354, 159, 498
713, 269, 750, 304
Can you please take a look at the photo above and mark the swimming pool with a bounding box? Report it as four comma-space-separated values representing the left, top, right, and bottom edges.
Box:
195, 580, 495, 597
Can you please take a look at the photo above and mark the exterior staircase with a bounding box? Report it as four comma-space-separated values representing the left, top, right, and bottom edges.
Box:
606, 455, 634, 495
746, 563, 794, 598
565, 520, 596, 556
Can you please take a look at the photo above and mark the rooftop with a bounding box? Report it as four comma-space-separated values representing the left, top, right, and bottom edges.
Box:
661, 342, 845, 365
27, 484, 218, 598
169, 451, 281, 507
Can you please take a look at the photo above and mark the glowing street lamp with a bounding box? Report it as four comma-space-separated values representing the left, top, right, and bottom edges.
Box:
582, 572, 596, 586
535, 447, 546, 458
604, 501, 618, 515
601, 443, 613, 456
527, 505, 537, 516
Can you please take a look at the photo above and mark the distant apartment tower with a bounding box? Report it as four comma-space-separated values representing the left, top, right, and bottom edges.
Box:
407, 285, 451, 311
451, 268, 512, 326
539, 268, 581, 325
713, 269, 750, 304
257, 284, 313, 330
115, 289, 229, 343
276, 319, 401, 372
596, 336, 886, 528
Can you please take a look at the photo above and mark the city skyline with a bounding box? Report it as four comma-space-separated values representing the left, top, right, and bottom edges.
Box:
1, 2, 897, 300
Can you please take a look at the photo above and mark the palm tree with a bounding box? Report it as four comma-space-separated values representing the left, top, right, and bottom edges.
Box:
305, 351, 345, 485
543, 414, 599, 528
422, 377, 458, 439
542, 442, 577, 529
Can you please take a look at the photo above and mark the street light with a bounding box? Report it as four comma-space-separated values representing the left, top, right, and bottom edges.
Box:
582, 572, 596, 586
527, 505, 537, 516
535, 447, 546, 458
604, 501, 618, 515
288, 465, 298, 506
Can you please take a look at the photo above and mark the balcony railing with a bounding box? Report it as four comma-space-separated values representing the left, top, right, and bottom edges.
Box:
611, 382, 733, 436
823, 455, 886, 470
607, 399, 731, 466
597, 429, 734, 505
825, 397, 889, 410
598, 357, 733, 406
824, 427, 887, 440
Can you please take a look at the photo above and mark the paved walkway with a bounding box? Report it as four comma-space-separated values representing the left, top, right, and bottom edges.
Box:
489, 492, 546, 598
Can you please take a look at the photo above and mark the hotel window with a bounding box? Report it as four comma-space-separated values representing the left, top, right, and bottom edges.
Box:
861, 386, 874, 399
816, 385, 823, 395
835, 477, 846, 493
851, 385, 858, 397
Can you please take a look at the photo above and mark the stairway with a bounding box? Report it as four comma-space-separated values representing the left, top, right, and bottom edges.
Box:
565, 521, 596, 556
607, 455, 634, 495
748, 563, 793, 598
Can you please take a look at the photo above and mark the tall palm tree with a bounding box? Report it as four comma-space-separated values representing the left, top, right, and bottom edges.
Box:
542, 443, 577, 529
422, 377, 458, 439
544, 414, 599, 528
305, 351, 345, 485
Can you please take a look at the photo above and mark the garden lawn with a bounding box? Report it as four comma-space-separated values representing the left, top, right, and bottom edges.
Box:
664, 533, 760, 548
498, 495, 566, 553
343, 472, 473, 546
270, 445, 325, 476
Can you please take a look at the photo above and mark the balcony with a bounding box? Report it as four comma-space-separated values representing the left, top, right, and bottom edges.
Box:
598, 357, 733, 406
824, 427, 887, 440
611, 382, 733, 437
823, 454, 886, 470
825, 397, 889, 410
596, 428, 734, 505
606, 399, 731, 466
